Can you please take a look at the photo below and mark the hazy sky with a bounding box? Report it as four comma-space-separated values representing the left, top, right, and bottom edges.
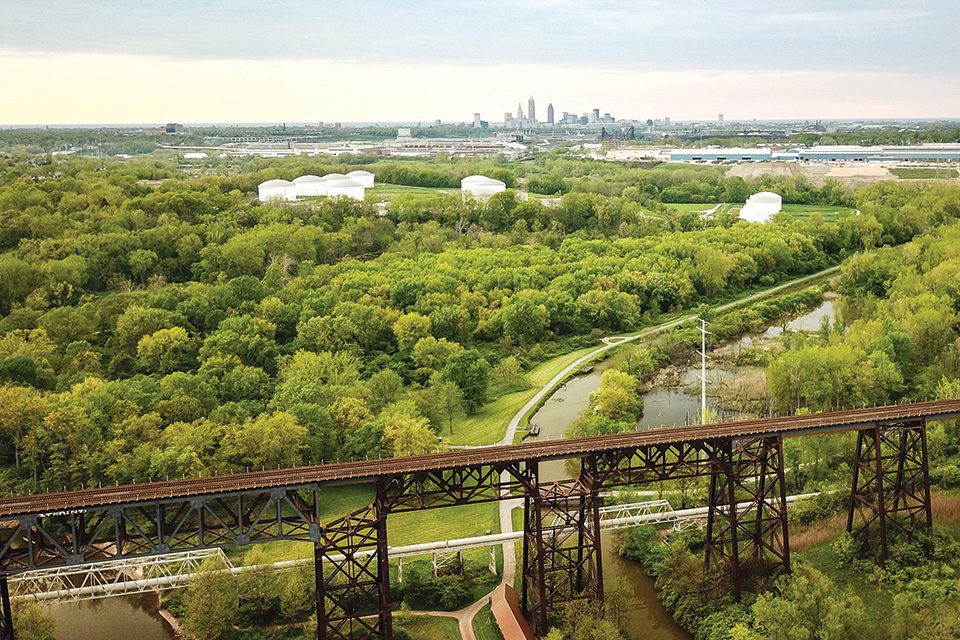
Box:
2, 0, 958, 124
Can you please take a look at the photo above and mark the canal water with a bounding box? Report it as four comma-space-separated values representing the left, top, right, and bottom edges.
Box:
47, 593, 174, 640
601, 530, 692, 640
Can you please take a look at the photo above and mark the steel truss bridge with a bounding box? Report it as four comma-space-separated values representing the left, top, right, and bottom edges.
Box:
2, 400, 959, 639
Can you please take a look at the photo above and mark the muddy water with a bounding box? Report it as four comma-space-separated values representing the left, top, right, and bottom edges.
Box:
47, 593, 174, 640
601, 530, 693, 640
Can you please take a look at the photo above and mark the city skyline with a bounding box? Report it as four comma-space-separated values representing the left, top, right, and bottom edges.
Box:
1, 1, 959, 124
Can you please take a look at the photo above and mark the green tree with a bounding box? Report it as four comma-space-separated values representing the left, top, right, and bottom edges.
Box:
182, 556, 237, 640
751, 565, 867, 640
220, 412, 307, 469
383, 413, 437, 457
439, 349, 491, 413
11, 600, 56, 640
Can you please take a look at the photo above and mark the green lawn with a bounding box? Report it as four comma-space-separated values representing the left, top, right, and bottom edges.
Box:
473, 604, 506, 640
369, 184, 459, 199
779, 204, 856, 222
396, 615, 462, 640
447, 345, 600, 446
889, 167, 959, 180
388, 502, 500, 546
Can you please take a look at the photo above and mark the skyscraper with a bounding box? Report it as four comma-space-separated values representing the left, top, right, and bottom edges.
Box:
474, 113, 482, 128
546, 103, 554, 125
528, 96, 536, 123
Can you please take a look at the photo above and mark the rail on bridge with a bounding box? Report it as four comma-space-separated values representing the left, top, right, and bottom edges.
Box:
1, 400, 958, 640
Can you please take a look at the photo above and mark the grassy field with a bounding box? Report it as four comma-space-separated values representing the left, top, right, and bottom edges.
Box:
889, 167, 959, 180
369, 184, 459, 199
389, 501, 500, 546
473, 604, 506, 640
779, 204, 856, 222
447, 345, 599, 446
667, 202, 853, 222
396, 615, 462, 640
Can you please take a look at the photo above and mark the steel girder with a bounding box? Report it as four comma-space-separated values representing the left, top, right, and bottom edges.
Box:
0, 485, 322, 574
1, 575, 12, 640
848, 422, 932, 565
378, 461, 535, 512
316, 501, 391, 640
591, 440, 718, 487
521, 472, 603, 636
705, 436, 790, 601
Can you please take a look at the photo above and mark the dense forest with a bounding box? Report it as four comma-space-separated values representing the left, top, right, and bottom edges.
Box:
4, 144, 960, 640
1, 151, 958, 498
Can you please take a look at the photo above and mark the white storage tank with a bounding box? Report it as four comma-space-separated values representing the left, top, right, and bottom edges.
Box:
293, 175, 328, 197
461, 175, 506, 197
346, 170, 375, 188
324, 177, 366, 200
258, 179, 297, 202
740, 191, 782, 223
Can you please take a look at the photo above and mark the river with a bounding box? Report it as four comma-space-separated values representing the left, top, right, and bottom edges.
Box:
47, 593, 173, 640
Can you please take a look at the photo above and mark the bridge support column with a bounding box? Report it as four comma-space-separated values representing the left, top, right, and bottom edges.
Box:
848, 423, 932, 566
706, 436, 790, 601
316, 502, 391, 640
521, 478, 603, 636
1, 574, 13, 640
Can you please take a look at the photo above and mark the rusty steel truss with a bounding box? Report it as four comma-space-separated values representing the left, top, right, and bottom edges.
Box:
1, 401, 954, 640
521, 473, 603, 636
848, 422, 933, 565
1, 575, 11, 640
705, 436, 790, 600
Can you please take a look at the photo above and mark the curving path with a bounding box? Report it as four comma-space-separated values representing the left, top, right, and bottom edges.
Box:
448, 265, 841, 638
500, 265, 841, 446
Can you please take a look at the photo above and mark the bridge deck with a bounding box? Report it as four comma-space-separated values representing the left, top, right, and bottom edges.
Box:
2, 400, 958, 518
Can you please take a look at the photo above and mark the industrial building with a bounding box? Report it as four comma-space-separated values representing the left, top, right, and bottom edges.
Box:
669, 148, 773, 163
740, 192, 782, 223
789, 144, 960, 163
461, 175, 506, 198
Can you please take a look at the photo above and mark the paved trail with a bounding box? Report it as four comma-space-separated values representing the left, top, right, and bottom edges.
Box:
435, 266, 840, 638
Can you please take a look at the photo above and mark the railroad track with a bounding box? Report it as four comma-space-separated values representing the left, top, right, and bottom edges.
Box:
2, 400, 959, 518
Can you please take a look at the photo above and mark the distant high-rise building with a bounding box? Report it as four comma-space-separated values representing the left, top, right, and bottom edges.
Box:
546, 103, 554, 125
528, 96, 536, 122
592, 108, 600, 121
719, 113, 724, 124
664, 117, 671, 126
474, 113, 482, 128
517, 103, 525, 120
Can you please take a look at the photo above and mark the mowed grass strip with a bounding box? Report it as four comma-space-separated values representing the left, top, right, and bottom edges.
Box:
447, 345, 599, 446
388, 501, 500, 546
473, 603, 506, 640
396, 615, 462, 640
368, 184, 459, 199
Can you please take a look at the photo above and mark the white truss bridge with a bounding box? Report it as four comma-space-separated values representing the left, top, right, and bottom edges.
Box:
10, 494, 818, 603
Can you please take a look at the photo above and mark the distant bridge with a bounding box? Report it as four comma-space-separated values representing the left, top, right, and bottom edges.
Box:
2, 401, 958, 639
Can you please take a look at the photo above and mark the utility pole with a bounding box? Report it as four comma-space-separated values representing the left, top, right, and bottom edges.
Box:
696, 317, 712, 423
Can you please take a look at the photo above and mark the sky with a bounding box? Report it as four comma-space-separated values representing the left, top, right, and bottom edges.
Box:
1, 0, 959, 124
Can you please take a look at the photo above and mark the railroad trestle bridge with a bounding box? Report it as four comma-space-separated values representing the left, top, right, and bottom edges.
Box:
2, 400, 958, 640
